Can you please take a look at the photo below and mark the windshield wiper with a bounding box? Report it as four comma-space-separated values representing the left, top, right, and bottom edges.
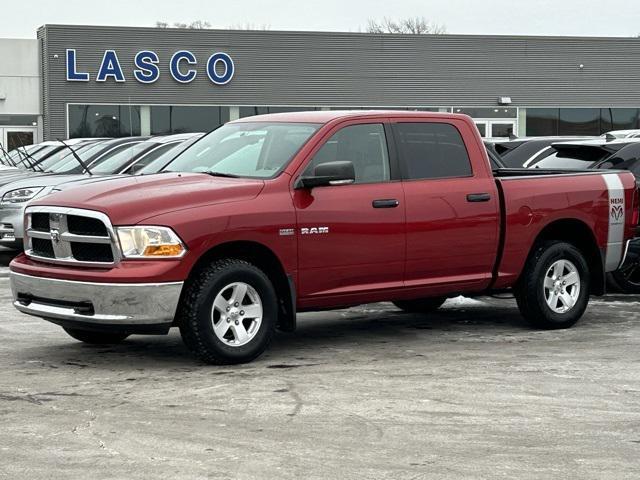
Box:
15, 134, 45, 172
204, 171, 241, 178
0, 143, 18, 167
57, 138, 93, 175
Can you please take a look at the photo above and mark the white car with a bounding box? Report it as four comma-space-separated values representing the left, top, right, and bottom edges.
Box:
601, 129, 640, 139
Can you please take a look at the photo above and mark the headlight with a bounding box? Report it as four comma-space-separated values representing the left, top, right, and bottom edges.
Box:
1, 187, 44, 205
116, 226, 186, 258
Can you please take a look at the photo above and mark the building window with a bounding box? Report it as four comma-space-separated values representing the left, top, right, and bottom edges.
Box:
0, 115, 38, 126
239, 107, 320, 117
150, 106, 230, 135
559, 108, 600, 135
527, 108, 640, 136
68, 104, 140, 138
453, 107, 517, 119
600, 108, 640, 132
526, 108, 559, 136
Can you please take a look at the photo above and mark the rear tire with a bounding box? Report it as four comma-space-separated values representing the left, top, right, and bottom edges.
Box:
63, 328, 130, 344
178, 258, 277, 365
515, 241, 590, 329
393, 297, 447, 314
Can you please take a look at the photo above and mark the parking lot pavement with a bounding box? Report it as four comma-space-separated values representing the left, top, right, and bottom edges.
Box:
1, 274, 639, 479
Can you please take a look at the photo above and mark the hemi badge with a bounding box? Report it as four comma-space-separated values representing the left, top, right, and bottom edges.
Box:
279, 228, 295, 236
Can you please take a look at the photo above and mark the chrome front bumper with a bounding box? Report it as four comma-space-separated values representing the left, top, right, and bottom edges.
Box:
10, 272, 183, 331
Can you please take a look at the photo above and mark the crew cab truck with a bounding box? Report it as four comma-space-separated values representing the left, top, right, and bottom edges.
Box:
9, 111, 639, 364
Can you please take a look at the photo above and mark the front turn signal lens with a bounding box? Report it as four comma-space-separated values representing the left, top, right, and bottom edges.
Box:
143, 244, 185, 257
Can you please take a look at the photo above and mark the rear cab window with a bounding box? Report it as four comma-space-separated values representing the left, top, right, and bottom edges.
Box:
393, 122, 473, 180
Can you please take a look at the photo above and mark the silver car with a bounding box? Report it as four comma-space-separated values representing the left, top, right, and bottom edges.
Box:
0, 133, 202, 248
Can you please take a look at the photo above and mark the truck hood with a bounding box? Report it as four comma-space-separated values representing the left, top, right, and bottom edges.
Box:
30, 173, 265, 225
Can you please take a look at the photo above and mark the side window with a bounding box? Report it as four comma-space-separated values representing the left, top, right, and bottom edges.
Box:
305, 124, 391, 184
395, 122, 472, 180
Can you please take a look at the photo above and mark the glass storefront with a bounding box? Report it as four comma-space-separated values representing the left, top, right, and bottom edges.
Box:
150, 106, 230, 135
66, 104, 640, 140
526, 108, 640, 136
68, 104, 141, 138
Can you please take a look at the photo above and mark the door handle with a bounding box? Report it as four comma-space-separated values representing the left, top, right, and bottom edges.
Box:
466, 193, 491, 203
372, 199, 400, 209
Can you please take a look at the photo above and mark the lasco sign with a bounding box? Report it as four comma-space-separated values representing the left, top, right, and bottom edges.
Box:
65, 49, 234, 85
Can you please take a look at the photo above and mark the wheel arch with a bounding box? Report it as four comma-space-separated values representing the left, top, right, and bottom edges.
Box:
184, 241, 296, 331
526, 218, 605, 295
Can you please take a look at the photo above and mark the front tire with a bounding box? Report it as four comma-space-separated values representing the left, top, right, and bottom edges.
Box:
63, 328, 130, 344
393, 297, 447, 313
515, 241, 590, 329
178, 259, 277, 365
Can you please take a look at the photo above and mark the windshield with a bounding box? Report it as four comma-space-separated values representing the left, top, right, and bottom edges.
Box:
28, 145, 61, 163
50, 141, 113, 172
89, 142, 153, 174
139, 136, 203, 174
38, 143, 96, 172
125, 142, 181, 175
164, 122, 321, 178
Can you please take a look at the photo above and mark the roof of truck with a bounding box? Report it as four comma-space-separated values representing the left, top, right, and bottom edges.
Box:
232, 110, 458, 124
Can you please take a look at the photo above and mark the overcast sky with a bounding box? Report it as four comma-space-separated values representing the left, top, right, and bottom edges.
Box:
4, 0, 640, 38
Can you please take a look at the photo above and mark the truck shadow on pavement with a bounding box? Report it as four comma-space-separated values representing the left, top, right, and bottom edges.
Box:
15, 300, 546, 370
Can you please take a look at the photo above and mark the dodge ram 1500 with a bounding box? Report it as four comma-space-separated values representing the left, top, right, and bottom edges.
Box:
9, 111, 639, 364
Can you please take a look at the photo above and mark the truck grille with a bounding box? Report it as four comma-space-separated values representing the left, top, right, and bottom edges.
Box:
24, 207, 120, 266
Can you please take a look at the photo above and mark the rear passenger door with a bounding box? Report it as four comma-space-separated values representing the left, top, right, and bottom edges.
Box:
392, 119, 500, 293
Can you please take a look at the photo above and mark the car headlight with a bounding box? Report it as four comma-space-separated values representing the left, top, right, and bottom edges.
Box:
1, 187, 44, 205
116, 226, 186, 258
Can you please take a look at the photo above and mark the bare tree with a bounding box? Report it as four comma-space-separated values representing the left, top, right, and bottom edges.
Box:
154, 20, 212, 29
228, 22, 271, 30
366, 16, 447, 35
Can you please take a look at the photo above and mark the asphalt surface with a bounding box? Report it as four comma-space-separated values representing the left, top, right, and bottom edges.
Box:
0, 248, 639, 479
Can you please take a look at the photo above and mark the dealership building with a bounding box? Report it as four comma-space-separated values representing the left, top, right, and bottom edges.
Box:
2, 24, 640, 148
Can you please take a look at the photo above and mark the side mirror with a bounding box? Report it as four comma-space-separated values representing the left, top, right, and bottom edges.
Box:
296, 161, 356, 189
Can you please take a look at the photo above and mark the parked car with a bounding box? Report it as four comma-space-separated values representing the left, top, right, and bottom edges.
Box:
0, 134, 201, 248
526, 138, 640, 169
0, 143, 49, 171
0, 139, 103, 185
487, 137, 597, 168
9, 111, 638, 364
601, 129, 640, 139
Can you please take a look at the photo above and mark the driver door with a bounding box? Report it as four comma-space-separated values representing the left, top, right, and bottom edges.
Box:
293, 122, 406, 307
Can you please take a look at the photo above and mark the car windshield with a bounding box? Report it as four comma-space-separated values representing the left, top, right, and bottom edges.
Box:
39, 143, 98, 172
28, 145, 61, 162
90, 142, 154, 174
125, 142, 182, 175
49, 141, 114, 173
139, 136, 204, 175
164, 122, 321, 178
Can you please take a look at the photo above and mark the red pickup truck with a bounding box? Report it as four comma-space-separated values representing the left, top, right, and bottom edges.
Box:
9, 111, 639, 364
